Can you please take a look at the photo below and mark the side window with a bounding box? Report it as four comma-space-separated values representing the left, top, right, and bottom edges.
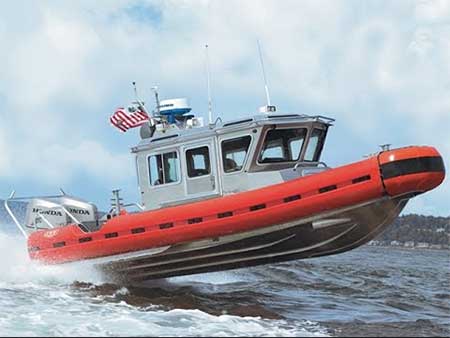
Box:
163, 152, 179, 183
148, 151, 179, 186
186, 146, 211, 177
136, 156, 141, 189
149, 154, 162, 186
259, 128, 307, 163
304, 129, 326, 162
221, 136, 251, 173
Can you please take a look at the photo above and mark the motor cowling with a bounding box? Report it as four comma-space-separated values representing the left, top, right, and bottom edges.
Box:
24, 196, 98, 232
25, 199, 67, 230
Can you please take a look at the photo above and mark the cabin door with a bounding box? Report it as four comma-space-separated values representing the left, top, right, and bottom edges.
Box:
183, 140, 220, 198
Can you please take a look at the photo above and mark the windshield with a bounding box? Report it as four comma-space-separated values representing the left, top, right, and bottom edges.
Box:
258, 128, 307, 163
304, 128, 326, 162
222, 136, 252, 173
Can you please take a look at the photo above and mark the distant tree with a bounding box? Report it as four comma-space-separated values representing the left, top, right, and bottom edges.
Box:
376, 214, 450, 245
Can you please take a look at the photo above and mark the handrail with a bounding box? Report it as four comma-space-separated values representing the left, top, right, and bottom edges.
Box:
296, 114, 335, 124
293, 161, 328, 171
3, 191, 84, 236
312, 115, 335, 124
5, 193, 68, 201
4, 191, 28, 238
60, 205, 82, 226
123, 203, 145, 211
35, 213, 55, 230
108, 202, 145, 215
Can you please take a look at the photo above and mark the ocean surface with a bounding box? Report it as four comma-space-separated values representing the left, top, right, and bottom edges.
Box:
0, 229, 449, 337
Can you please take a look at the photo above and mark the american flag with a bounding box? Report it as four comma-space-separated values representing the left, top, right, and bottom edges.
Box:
110, 107, 149, 132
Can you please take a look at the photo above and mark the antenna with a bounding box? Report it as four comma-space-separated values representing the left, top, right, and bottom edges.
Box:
257, 39, 272, 108
205, 44, 213, 124
132, 82, 150, 116
132, 81, 138, 99
151, 86, 161, 116
379, 144, 391, 151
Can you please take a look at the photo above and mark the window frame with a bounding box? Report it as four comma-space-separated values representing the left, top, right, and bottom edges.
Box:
185, 145, 212, 179
220, 134, 253, 175
135, 155, 141, 191
147, 149, 182, 188
303, 128, 327, 162
256, 127, 308, 165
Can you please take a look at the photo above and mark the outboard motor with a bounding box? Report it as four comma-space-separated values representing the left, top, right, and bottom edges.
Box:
24, 196, 99, 233
25, 199, 67, 231
58, 196, 99, 227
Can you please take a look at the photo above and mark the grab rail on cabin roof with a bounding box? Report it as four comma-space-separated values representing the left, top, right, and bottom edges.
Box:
296, 115, 335, 125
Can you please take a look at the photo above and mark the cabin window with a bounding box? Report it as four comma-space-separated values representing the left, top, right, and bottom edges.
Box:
148, 151, 179, 186
186, 146, 211, 177
222, 136, 252, 173
304, 128, 326, 162
258, 128, 307, 163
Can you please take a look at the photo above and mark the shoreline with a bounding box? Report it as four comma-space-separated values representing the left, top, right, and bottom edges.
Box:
366, 243, 450, 252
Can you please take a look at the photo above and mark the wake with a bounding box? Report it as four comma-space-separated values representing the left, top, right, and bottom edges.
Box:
0, 230, 104, 286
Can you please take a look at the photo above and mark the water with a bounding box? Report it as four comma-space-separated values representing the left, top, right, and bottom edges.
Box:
0, 231, 449, 337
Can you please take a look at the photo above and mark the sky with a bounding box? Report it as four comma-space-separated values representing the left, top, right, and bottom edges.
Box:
0, 0, 449, 215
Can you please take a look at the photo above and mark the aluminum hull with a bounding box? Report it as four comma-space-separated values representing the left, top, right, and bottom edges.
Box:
101, 195, 408, 282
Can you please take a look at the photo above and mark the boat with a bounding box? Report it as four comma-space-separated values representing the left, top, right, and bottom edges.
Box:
4, 94, 445, 283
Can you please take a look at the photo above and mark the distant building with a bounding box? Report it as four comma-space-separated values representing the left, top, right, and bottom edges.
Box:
390, 240, 401, 246
416, 242, 430, 248
404, 241, 415, 248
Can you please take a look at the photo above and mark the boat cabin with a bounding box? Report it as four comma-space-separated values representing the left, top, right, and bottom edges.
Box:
3, 99, 334, 237
133, 100, 334, 211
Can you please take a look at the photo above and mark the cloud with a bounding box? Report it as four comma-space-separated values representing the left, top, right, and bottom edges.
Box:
0, 134, 131, 185
27, 140, 132, 184
0, 128, 12, 177
415, 0, 450, 23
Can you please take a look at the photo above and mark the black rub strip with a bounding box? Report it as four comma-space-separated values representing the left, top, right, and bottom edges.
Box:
188, 217, 203, 224
159, 222, 173, 229
105, 232, 118, 239
284, 195, 301, 203
53, 241, 66, 248
250, 204, 266, 211
352, 175, 371, 184
319, 185, 337, 193
381, 156, 444, 180
218, 211, 233, 218
131, 227, 145, 234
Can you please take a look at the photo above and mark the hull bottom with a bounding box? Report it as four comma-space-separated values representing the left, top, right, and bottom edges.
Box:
99, 195, 409, 283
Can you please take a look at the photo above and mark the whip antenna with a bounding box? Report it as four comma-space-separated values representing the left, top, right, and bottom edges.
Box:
257, 40, 276, 113
132, 82, 150, 116
205, 44, 213, 124
151, 86, 161, 116
257, 39, 271, 107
